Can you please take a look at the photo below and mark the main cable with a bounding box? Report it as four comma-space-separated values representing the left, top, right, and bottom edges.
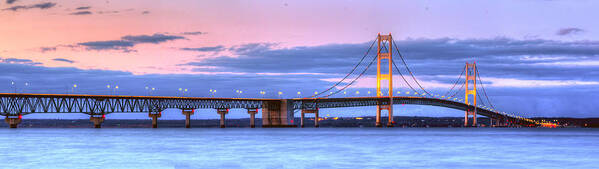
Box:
450, 80, 465, 98
392, 39, 432, 96
321, 52, 378, 98
379, 41, 420, 94
475, 67, 496, 109
443, 65, 466, 97
310, 38, 377, 98
392, 60, 419, 94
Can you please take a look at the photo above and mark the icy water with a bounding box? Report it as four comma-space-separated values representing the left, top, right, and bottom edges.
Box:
0, 128, 597, 169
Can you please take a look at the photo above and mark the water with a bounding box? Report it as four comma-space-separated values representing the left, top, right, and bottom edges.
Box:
0, 128, 597, 169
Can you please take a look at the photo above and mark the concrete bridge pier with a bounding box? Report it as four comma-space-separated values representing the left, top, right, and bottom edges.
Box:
301, 108, 319, 128
148, 112, 161, 128
247, 109, 258, 128
182, 109, 194, 128
89, 114, 105, 128
314, 110, 319, 128
490, 118, 501, 127
262, 100, 295, 127
217, 108, 228, 128
4, 115, 21, 128
300, 112, 305, 128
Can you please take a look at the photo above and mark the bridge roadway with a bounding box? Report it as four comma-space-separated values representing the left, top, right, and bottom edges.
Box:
0, 93, 535, 127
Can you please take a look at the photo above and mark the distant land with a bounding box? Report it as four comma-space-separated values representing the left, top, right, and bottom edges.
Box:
2, 116, 597, 128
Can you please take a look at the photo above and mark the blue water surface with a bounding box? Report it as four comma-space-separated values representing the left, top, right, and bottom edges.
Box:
0, 128, 597, 169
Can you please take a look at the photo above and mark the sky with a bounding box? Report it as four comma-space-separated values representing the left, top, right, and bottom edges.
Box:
0, 0, 598, 119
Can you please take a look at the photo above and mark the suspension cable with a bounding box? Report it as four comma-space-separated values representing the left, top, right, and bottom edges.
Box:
475, 67, 496, 109
379, 42, 420, 94
391, 39, 432, 96
321, 53, 378, 98
392, 60, 419, 94
443, 65, 466, 97
450, 80, 465, 98
477, 92, 487, 106
310, 39, 377, 98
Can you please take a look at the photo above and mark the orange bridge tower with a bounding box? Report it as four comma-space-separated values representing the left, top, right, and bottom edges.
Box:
376, 33, 394, 127
464, 62, 477, 126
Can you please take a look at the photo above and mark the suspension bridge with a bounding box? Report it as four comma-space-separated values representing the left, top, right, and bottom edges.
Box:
1, 33, 552, 128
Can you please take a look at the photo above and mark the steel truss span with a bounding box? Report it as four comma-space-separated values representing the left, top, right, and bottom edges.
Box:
0, 93, 273, 116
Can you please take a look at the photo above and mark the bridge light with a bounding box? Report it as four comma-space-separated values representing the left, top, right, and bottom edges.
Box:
107, 85, 110, 88
179, 88, 182, 91
356, 91, 360, 95
343, 91, 347, 95
278, 91, 282, 95
184, 89, 188, 92
115, 86, 119, 89
314, 91, 318, 95
73, 84, 77, 88
406, 91, 410, 94
368, 91, 371, 94
397, 91, 401, 94
152, 87, 155, 91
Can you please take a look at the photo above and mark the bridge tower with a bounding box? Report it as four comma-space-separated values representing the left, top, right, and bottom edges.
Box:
464, 62, 477, 126
376, 33, 394, 127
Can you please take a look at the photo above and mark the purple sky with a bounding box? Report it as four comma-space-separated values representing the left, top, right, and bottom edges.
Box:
1, 0, 598, 119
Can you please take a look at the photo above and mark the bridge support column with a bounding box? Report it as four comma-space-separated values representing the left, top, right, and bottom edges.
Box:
262, 100, 295, 127
464, 110, 477, 127
315, 110, 319, 128
90, 114, 105, 128
247, 109, 258, 128
300, 112, 305, 128
387, 116, 394, 127
217, 108, 228, 128
4, 115, 22, 128
302, 108, 319, 128
149, 112, 161, 128
182, 109, 194, 128
385, 105, 394, 127
376, 110, 381, 127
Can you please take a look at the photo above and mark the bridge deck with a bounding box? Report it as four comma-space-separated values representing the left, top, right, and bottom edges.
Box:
0, 93, 534, 126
